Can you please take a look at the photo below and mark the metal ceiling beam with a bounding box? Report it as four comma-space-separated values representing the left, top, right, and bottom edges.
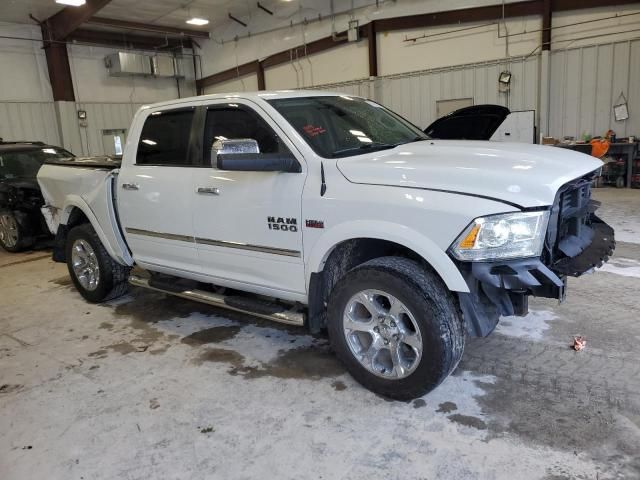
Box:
41, 25, 75, 102
553, 0, 640, 11
260, 34, 350, 69
46, 0, 113, 40
68, 29, 193, 50
374, 1, 543, 32
85, 17, 210, 39
256, 61, 266, 90
366, 21, 378, 77
542, 0, 552, 50
198, 60, 262, 89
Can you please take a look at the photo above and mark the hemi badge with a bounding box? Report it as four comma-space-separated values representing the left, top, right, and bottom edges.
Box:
305, 220, 325, 229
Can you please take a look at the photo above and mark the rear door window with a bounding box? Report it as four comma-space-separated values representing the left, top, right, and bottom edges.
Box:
136, 109, 195, 166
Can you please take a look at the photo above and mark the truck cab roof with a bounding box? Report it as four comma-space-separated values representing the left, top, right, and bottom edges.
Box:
139, 90, 352, 111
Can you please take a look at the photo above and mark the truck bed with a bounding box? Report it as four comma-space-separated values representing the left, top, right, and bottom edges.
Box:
37, 157, 132, 266
44, 156, 121, 169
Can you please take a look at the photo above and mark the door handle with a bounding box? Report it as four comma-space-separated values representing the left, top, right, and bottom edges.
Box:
122, 183, 139, 190
196, 187, 220, 195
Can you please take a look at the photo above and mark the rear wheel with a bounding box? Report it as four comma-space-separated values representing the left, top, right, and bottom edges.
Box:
327, 257, 465, 400
0, 210, 34, 252
66, 223, 130, 302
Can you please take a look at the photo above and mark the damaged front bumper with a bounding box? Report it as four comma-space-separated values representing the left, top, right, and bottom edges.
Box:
456, 212, 615, 337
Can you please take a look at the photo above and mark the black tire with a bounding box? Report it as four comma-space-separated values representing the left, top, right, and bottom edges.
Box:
66, 223, 130, 303
327, 256, 465, 400
0, 209, 35, 252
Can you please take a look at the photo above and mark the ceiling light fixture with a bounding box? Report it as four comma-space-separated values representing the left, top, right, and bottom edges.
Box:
55, 0, 87, 6
186, 17, 209, 26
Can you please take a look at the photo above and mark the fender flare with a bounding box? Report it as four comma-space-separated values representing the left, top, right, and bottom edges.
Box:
306, 220, 470, 293
60, 195, 133, 266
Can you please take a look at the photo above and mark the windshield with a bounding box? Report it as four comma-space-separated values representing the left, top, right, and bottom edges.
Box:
268, 96, 428, 158
0, 147, 72, 179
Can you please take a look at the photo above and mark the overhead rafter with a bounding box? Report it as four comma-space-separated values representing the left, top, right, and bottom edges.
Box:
42, 0, 113, 102
85, 17, 210, 39
366, 21, 378, 77
374, 0, 542, 32
542, 0, 552, 50
46, 0, 113, 40
41, 25, 75, 102
553, 0, 640, 11
68, 28, 193, 50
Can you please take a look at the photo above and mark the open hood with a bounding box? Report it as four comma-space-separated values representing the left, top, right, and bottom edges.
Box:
336, 140, 602, 208
424, 105, 510, 140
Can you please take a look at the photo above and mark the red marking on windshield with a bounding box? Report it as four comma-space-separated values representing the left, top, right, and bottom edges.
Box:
303, 125, 326, 137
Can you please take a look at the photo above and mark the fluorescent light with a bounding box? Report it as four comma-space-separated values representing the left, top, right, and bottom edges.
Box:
141, 139, 157, 146
56, 0, 86, 6
186, 17, 209, 26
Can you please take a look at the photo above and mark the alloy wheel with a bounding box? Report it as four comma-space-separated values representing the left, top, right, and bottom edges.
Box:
342, 289, 423, 379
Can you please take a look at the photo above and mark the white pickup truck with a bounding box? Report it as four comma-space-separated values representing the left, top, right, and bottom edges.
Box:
38, 91, 615, 399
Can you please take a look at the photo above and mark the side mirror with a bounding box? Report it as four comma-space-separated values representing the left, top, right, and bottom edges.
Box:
217, 153, 301, 173
212, 138, 260, 157
213, 138, 300, 173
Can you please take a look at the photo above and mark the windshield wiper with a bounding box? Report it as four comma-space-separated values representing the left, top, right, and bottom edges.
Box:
330, 142, 399, 158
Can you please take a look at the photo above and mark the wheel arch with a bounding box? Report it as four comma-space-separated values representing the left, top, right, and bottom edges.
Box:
56, 197, 132, 266
305, 222, 469, 333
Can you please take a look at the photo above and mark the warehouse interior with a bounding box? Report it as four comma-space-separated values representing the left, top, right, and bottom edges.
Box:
1, 1, 640, 479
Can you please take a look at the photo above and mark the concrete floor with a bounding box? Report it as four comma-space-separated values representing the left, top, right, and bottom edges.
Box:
1, 188, 639, 480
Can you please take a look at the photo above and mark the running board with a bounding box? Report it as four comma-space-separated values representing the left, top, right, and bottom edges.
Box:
128, 275, 305, 327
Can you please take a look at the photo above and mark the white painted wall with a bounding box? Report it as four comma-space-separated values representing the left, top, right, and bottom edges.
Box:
0, 23, 52, 102
377, 16, 541, 76
552, 5, 640, 48
200, 0, 530, 77
202, 74, 259, 95
264, 41, 368, 89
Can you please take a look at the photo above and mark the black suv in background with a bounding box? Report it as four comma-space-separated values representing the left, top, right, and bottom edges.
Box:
0, 141, 73, 252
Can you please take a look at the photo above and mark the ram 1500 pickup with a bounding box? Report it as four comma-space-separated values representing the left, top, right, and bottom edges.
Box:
37, 91, 615, 399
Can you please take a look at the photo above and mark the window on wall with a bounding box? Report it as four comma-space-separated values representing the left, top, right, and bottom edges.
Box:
203, 104, 291, 166
136, 109, 194, 165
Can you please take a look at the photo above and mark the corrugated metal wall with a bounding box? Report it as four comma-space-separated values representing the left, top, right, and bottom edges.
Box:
0, 101, 142, 155
549, 38, 640, 139
75, 102, 143, 156
307, 56, 540, 130
378, 56, 539, 130
0, 102, 60, 145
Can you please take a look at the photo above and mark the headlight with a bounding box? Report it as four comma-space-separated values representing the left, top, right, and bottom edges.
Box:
450, 211, 550, 261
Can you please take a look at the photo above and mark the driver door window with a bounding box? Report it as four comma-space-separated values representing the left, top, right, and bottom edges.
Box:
203, 105, 291, 166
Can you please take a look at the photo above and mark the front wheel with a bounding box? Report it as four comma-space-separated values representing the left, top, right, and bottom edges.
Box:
66, 223, 130, 303
327, 257, 465, 400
